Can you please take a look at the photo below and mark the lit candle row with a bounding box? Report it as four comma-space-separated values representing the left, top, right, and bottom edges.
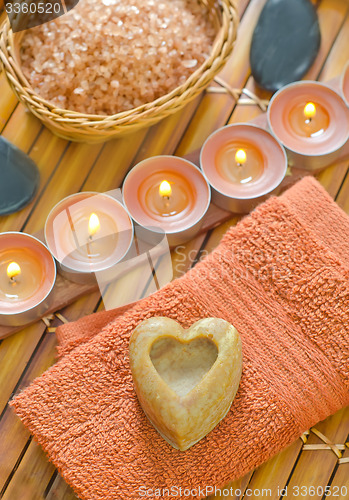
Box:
0, 160, 210, 326
201, 79, 349, 211
2, 70, 349, 327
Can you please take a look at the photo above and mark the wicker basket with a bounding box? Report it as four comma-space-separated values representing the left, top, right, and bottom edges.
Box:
0, 1, 238, 143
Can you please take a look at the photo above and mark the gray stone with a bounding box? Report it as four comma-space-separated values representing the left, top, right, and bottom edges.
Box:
250, 0, 321, 92
0, 137, 40, 216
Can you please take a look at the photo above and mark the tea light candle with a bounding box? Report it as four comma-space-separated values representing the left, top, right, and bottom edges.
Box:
268, 81, 349, 170
122, 156, 211, 247
200, 123, 287, 213
45, 192, 134, 284
341, 61, 349, 107
0, 232, 56, 326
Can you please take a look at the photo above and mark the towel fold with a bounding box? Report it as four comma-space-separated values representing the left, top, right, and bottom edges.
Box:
11, 177, 349, 500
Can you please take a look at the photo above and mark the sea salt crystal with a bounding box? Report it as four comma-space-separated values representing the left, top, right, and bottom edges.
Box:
182, 59, 198, 68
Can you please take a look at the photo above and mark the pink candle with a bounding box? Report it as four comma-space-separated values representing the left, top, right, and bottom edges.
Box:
45, 192, 134, 284
122, 156, 211, 247
268, 81, 349, 170
0, 232, 56, 326
200, 124, 287, 213
341, 62, 349, 108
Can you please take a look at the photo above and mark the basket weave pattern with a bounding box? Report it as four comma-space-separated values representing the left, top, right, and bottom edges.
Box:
0, 0, 238, 143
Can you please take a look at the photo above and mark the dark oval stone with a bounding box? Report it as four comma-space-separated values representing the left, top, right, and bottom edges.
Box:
0, 137, 40, 216
250, 0, 321, 92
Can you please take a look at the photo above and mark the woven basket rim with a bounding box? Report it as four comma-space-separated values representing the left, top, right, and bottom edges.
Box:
0, 0, 238, 139
7, 35, 223, 121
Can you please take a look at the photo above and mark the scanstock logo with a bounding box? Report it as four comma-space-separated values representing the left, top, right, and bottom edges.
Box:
5, 0, 80, 32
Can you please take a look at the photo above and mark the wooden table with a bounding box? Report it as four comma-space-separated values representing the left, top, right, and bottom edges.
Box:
0, 0, 349, 498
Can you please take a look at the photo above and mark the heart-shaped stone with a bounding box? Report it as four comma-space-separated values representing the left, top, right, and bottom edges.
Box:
129, 317, 242, 451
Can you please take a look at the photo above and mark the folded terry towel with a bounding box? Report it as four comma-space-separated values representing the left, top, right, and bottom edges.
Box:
11, 177, 349, 500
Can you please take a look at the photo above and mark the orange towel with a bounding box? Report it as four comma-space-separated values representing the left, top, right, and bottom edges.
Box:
11, 177, 349, 500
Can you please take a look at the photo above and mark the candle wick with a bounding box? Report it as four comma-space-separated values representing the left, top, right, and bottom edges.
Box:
10, 276, 17, 285
86, 237, 92, 257
162, 195, 171, 209
237, 163, 243, 168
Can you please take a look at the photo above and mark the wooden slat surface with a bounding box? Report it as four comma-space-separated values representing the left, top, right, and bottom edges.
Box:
0, 0, 348, 498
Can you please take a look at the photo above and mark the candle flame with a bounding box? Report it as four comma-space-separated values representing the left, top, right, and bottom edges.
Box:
159, 180, 172, 198
304, 102, 316, 120
88, 213, 100, 237
7, 261, 21, 280
235, 149, 247, 166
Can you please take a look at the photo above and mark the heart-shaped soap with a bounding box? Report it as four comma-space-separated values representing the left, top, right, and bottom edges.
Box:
129, 317, 242, 451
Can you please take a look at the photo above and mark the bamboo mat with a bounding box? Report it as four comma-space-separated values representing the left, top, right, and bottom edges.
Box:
0, 0, 349, 498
